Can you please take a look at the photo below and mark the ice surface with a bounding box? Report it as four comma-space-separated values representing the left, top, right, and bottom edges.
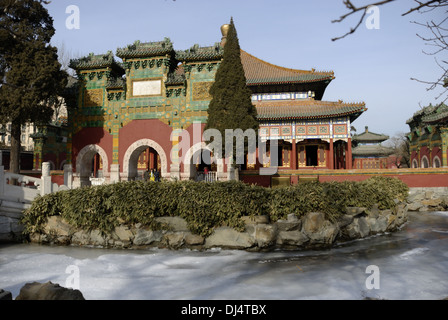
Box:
1, 212, 448, 300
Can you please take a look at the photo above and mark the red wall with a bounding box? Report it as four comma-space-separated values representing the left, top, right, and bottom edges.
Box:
72, 127, 113, 172
118, 119, 173, 172
318, 173, 448, 187
241, 169, 448, 188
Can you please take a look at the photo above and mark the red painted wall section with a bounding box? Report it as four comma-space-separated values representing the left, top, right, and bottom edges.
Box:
432, 147, 442, 166
177, 123, 229, 173
240, 175, 271, 187
51, 173, 64, 186
118, 119, 173, 172
241, 169, 448, 188
72, 127, 113, 172
420, 146, 430, 162
318, 173, 448, 187
411, 151, 418, 167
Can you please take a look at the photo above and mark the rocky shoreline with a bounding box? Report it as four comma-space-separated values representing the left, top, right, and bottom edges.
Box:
29, 200, 409, 251
2, 187, 446, 250
406, 187, 448, 212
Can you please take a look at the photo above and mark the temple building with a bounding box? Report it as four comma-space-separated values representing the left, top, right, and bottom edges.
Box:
407, 103, 448, 168
352, 126, 394, 169
67, 24, 367, 186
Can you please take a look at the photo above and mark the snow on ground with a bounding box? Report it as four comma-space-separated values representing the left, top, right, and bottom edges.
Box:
1, 212, 448, 300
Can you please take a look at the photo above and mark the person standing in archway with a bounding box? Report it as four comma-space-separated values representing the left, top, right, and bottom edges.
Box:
154, 168, 160, 182
144, 168, 150, 181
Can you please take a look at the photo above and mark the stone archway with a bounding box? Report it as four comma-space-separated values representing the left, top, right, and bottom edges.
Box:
123, 139, 168, 180
182, 142, 224, 180
421, 155, 429, 168
433, 156, 441, 168
75, 144, 109, 187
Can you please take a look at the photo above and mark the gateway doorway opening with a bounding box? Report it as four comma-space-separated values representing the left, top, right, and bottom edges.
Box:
306, 145, 318, 167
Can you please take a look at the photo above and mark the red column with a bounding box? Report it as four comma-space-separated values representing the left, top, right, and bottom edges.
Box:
146, 148, 150, 170
149, 150, 155, 170
291, 139, 297, 170
346, 138, 352, 169
329, 139, 334, 169
93, 153, 98, 177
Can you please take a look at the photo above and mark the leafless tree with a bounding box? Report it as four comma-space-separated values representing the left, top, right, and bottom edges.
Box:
333, 0, 448, 101
385, 132, 411, 168
55, 41, 82, 77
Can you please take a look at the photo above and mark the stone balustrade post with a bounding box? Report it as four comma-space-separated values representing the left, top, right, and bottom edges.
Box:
110, 164, 120, 184
0, 165, 4, 197
41, 162, 52, 196
63, 164, 73, 189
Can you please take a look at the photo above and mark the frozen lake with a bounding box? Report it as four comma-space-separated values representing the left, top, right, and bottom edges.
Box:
1, 211, 448, 300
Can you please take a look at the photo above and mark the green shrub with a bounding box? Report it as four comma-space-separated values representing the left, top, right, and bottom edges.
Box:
21, 176, 409, 237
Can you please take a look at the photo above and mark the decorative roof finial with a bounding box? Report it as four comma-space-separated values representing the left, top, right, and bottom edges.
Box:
220, 24, 230, 47
365, 126, 369, 133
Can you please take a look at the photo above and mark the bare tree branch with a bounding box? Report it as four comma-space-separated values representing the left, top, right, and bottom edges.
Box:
401, 0, 447, 16
333, 0, 448, 101
331, 0, 396, 41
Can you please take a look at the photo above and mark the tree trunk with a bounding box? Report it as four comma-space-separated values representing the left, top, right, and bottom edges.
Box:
9, 122, 21, 177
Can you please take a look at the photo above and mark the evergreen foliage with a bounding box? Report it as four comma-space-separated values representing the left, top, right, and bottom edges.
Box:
0, 0, 67, 173
21, 177, 409, 238
205, 18, 258, 162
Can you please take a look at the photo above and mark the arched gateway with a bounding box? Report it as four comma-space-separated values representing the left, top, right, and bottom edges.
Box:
67, 24, 365, 186
74, 144, 109, 187
122, 139, 168, 181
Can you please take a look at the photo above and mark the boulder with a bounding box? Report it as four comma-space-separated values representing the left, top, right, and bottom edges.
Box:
276, 231, 308, 247
155, 216, 189, 232
15, 282, 85, 300
366, 204, 380, 219
367, 216, 388, 234
0, 289, 12, 300
337, 215, 354, 229
133, 228, 163, 246
276, 214, 301, 231
113, 225, 134, 242
184, 233, 204, 246
421, 199, 442, 207
44, 216, 72, 237
301, 212, 340, 245
71, 230, 90, 246
406, 192, 425, 203
407, 201, 423, 211
342, 216, 370, 239
253, 224, 277, 248
0, 216, 23, 242
204, 227, 255, 249
164, 232, 185, 249
88, 230, 107, 247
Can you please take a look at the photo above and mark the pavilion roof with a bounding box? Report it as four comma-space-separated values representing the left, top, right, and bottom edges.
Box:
176, 43, 224, 62
241, 50, 335, 86
116, 38, 174, 59
353, 126, 389, 142
254, 99, 366, 121
407, 103, 448, 127
69, 51, 124, 72
352, 144, 394, 157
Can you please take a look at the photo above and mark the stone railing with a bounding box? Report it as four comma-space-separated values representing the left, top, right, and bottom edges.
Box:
196, 171, 218, 182
0, 162, 69, 242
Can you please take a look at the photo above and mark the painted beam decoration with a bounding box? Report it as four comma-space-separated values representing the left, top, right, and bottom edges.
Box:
259, 117, 350, 142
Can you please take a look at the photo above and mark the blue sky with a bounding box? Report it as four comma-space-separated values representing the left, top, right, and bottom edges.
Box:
45, 0, 446, 137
